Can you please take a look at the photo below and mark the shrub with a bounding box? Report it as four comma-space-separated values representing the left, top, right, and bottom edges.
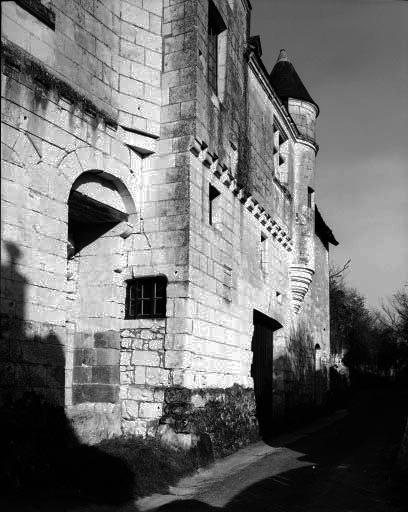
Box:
190, 385, 259, 458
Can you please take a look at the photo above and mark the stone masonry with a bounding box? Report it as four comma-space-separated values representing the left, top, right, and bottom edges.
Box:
1, 0, 338, 449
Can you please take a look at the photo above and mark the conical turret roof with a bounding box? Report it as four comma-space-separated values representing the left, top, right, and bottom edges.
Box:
269, 49, 319, 114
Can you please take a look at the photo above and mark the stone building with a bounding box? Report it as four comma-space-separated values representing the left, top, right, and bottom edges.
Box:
1, 0, 337, 448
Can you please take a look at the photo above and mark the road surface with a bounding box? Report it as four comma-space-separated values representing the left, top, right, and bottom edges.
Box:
142, 387, 408, 512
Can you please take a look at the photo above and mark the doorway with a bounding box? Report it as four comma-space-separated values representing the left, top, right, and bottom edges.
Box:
251, 310, 282, 438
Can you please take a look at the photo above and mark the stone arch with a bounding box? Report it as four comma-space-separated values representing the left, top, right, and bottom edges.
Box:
57, 146, 140, 215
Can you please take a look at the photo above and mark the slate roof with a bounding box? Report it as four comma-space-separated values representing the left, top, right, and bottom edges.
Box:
269, 49, 319, 114
315, 206, 338, 247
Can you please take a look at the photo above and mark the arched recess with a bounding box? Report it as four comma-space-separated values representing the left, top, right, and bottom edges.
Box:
66, 168, 136, 330
57, 146, 141, 213
68, 171, 133, 257
66, 168, 138, 410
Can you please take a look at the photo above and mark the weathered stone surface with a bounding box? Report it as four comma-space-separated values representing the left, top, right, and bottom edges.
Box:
72, 384, 119, 404
94, 330, 121, 349
1, 0, 333, 446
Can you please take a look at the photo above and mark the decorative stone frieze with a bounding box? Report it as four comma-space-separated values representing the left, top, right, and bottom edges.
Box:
190, 138, 293, 253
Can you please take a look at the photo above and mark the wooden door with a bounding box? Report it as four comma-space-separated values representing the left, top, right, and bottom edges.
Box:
251, 312, 276, 437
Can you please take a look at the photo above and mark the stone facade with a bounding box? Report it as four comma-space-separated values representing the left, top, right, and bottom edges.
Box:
1, 0, 337, 448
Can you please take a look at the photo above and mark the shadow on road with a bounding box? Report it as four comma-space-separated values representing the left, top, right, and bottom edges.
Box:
154, 386, 408, 512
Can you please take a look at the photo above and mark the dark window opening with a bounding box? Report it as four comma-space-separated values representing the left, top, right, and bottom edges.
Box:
125, 276, 167, 319
315, 343, 322, 371
209, 183, 221, 226
208, 1, 226, 94
308, 187, 314, 209
260, 234, 267, 271
279, 132, 287, 145
273, 118, 288, 171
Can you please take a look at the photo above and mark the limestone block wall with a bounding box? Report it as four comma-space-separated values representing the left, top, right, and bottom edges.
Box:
246, 66, 293, 228
1, 0, 333, 446
168, 0, 294, 396
0, 54, 143, 440
2, 0, 119, 118
2, 0, 165, 136
194, 0, 248, 160
118, 0, 162, 136
181, 148, 292, 393
152, 0, 330, 437
1, 0, 185, 443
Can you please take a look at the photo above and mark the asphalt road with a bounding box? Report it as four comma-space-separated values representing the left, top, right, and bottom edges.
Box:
153, 387, 408, 512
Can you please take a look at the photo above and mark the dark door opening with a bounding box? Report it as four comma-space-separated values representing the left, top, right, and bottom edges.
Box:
251, 310, 282, 438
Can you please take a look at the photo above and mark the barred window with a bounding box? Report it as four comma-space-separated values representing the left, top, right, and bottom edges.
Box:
125, 276, 167, 319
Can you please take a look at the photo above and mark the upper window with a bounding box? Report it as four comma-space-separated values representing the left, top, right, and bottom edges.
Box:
273, 120, 289, 183
208, 1, 226, 95
209, 183, 222, 228
315, 344, 322, 371
308, 187, 314, 209
125, 276, 167, 319
260, 234, 268, 274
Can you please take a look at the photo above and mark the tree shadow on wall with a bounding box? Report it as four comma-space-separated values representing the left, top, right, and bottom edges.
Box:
0, 241, 134, 510
256, 351, 324, 443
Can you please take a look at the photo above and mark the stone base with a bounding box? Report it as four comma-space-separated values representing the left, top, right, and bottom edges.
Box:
159, 384, 260, 458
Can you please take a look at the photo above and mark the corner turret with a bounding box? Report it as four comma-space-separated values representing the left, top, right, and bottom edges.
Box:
269, 50, 318, 141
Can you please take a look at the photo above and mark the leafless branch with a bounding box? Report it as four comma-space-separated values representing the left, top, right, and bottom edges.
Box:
329, 258, 351, 280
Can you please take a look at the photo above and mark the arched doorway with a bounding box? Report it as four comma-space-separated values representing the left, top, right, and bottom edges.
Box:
251, 310, 282, 438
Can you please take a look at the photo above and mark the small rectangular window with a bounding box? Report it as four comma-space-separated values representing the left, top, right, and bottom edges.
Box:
260, 234, 267, 274
223, 264, 232, 301
273, 118, 288, 175
125, 276, 167, 319
209, 183, 221, 227
208, 1, 226, 95
308, 187, 314, 209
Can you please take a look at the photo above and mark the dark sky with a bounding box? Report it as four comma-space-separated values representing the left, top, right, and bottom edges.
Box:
250, 0, 408, 309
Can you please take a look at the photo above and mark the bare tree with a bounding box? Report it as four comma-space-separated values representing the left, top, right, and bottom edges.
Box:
379, 285, 408, 342
329, 258, 351, 284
